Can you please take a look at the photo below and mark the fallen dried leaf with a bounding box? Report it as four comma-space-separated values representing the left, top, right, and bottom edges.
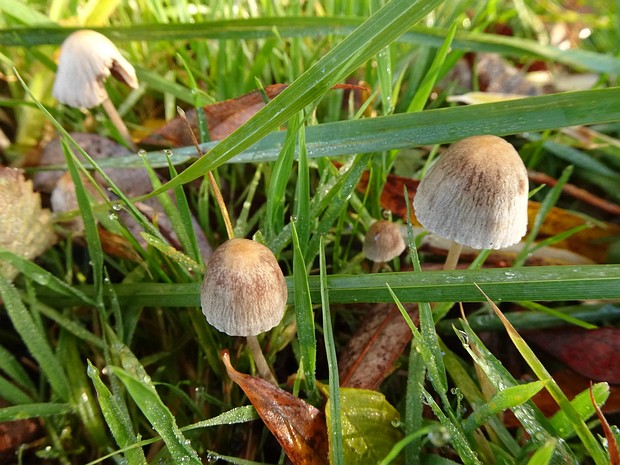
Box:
339, 303, 418, 390
590, 382, 620, 465
0, 167, 56, 281
221, 350, 328, 465
524, 327, 620, 384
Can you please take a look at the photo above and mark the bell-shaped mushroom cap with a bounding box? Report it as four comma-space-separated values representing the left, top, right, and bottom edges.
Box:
52, 30, 138, 109
413, 135, 529, 250
201, 238, 288, 337
363, 220, 406, 262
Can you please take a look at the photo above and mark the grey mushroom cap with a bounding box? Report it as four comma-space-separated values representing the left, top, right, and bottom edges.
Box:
413, 135, 529, 250
52, 30, 138, 109
200, 238, 288, 337
363, 220, 406, 262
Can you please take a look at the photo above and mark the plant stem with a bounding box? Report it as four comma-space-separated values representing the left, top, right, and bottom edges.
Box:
246, 335, 277, 385
177, 107, 235, 239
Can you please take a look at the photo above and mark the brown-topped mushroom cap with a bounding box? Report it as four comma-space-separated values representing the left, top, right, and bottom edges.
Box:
363, 220, 406, 262
200, 238, 288, 337
413, 135, 529, 250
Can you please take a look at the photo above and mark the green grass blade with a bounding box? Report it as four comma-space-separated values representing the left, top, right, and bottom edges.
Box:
0, 376, 34, 404
140, 0, 447, 196
407, 22, 457, 112
110, 366, 202, 464
549, 382, 610, 439
93, 87, 620, 171
294, 123, 310, 247
0, 249, 98, 307
87, 361, 148, 465
0, 275, 70, 401
477, 286, 607, 465
319, 237, 343, 465
291, 220, 317, 396
0, 403, 72, 421
526, 439, 557, 465
463, 381, 546, 433
0, 344, 36, 395
37, 264, 620, 307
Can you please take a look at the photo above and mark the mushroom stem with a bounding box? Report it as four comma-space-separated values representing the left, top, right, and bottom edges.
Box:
370, 261, 384, 273
443, 241, 463, 271
100, 98, 136, 151
177, 107, 235, 240
246, 335, 277, 385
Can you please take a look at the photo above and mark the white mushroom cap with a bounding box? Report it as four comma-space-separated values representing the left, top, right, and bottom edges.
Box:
201, 238, 288, 337
52, 30, 138, 109
413, 135, 529, 250
363, 220, 406, 262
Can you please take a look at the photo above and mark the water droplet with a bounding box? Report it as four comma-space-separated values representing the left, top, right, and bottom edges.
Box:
504, 271, 515, 278
164, 149, 173, 157
391, 418, 401, 428
107, 186, 113, 192
137, 149, 147, 157
206, 452, 219, 463
108, 213, 118, 221
112, 203, 122, 211
103, 277, 111, 284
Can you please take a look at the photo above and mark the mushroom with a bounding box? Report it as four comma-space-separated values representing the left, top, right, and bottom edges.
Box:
413, 135, 529, 270
52, 30, 138, 150
201, 238, 288, 384
363, 220, 406, 272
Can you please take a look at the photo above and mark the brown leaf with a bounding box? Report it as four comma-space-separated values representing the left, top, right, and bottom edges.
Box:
524, 327, 620, 384
221, 350, 328, 465
142, 83, 370, 147
141, 84, 289, 147
339, 303, 418, 390
0, 416, 41, 464
0, 167, 57, 281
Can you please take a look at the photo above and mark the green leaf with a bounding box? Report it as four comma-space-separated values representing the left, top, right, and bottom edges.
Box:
463, 381, 546, 433
318, 385, 404, 465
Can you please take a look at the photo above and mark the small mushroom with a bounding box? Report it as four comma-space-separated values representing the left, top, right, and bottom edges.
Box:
363, 220, 406, 272
52, 30, 138, 150
201, 238, 288, 384
413, 135, 528, 269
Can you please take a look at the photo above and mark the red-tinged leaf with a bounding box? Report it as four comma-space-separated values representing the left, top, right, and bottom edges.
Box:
339, 303, 419, 390
590, 382, 620, 465
524, 327, 620, 383
221, 350, 328, 465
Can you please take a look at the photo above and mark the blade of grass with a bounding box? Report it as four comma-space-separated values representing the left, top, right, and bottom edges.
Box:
5, 20, 620, 75
110, 365, 202, 464
0, 403, 72, 421
87, 361, 148, 465
139, 0, 447, 196
0, 275, 70, 401
319, 236, 343, 465
291, 220, 317, 397
475, 284, 607, 465
549, 382, 610, 439
0, 344, 37, 395
36, 264, 620, 307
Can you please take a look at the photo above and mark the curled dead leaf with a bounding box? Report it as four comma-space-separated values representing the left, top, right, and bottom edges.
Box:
221, 350, 328, 465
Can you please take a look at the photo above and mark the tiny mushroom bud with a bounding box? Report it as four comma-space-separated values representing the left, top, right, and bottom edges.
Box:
52, 30, 138, 149
201, 238, 287, 337
363, 220, 406, 272
413, 135, 528, 268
